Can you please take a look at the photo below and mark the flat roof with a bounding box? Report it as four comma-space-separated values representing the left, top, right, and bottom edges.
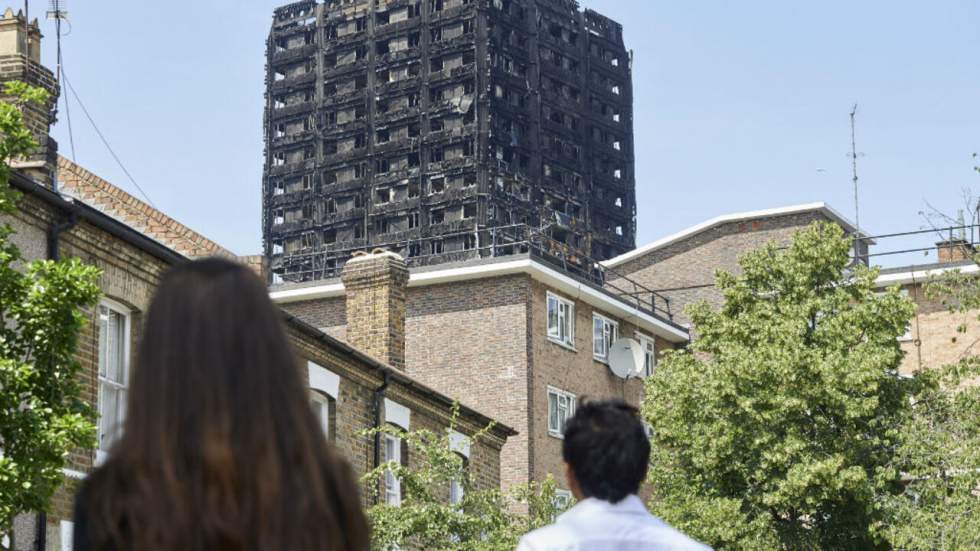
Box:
270, 253, 690, 343
875, 260, 978, 287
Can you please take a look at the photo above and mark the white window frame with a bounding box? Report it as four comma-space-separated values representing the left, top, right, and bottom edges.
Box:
309, 390, 332, 440
449, 476, 464, 505
60, 520, 74, 551
449, 450, 467, 506
96, 299, 131, 465
546, 292, 575, 349
384, 433, 402, 506
547, 386, 576, 438
554, 489, 573, 511
592, 313, 618, 363
636, 332, 656, 377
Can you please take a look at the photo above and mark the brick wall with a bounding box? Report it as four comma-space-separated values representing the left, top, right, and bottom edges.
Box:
897, 282, 980, 375
526, 280, 672, 493
288, 324, 506, 504
282, 295, 347, 338
281, 270, 683, 499
404, 274, 533, 496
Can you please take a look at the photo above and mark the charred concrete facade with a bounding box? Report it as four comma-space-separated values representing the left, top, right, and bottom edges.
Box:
264, 0, 635, 283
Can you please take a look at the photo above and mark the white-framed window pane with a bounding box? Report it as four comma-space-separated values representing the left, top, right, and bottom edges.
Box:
548, 294, 575, 346
97, 302, 129, 457
310, 391, 331, 439
60, 520, 74, 551
593, 315, 618, 361
98, 306, 126, 384
384, 434, 402, 506
547, 296, 560, 338
98, 307, 108, 378
553, 489, 573, 520
548, 391, 559, 433
450, 477, 464, 505
548, 387, 576, 437
593, 316, 604, 356
637, 333, 656, 377
559, 302, 575, 345
558, 395, 568, 433
562, 302, 574, 344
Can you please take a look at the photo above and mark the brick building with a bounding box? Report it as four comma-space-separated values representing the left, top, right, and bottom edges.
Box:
602, 200, 980, 376
602, 203, 868, 326
264, 0, 636, 283
4, 164, 513, 550
875, 247, 980, 375
273, 251, 689, 501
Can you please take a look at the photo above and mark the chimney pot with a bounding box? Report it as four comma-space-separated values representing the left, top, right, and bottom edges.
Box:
936, 238, 975, 264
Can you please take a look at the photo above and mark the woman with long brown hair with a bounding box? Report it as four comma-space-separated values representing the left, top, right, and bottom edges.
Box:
73, 258, 369, 551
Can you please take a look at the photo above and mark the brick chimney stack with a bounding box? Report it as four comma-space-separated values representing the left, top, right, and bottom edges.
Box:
0, 7, 59, 187
340, 249, 409, 370
937, 239, 975, 264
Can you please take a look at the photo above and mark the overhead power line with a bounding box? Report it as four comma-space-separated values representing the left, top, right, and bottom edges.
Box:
60, 67, 158, 209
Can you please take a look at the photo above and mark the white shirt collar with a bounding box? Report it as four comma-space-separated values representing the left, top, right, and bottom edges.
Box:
558, 494, 649, 523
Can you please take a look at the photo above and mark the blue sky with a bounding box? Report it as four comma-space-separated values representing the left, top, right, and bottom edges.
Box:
37, 1, 980, 263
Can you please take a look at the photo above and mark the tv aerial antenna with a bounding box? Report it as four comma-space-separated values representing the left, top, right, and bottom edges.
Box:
46, 0, 68, 86
849, 104, 862, 230
46, 0, 75, 160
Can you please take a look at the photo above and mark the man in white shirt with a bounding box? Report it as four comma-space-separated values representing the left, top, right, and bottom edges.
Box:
516, 400, 711, 551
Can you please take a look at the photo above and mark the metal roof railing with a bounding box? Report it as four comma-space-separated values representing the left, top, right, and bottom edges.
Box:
273, 223, 674, 321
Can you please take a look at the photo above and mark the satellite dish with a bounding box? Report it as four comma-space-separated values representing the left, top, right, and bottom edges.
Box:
608, 338, 644, 379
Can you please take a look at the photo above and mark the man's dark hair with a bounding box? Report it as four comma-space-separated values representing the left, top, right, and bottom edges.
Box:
562, 398, 650, 503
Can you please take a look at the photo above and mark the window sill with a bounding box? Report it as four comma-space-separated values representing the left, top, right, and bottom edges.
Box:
547, 430, 565, 440
548, 337, 576, 352
593, 356, 610, 365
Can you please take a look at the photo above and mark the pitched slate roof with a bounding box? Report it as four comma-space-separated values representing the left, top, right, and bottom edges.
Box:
56, 156, 234, 259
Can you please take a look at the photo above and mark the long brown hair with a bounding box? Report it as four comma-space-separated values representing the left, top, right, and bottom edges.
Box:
81, 258, 369, 550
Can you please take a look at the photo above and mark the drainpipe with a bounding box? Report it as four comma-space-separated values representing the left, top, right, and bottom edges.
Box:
33, 512, 46, 551
34, 210, 77, 550
46, 212, 77, 261
371, 371, 392, 503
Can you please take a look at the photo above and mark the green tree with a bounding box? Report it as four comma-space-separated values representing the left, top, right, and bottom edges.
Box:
361, 406, 566, 550
881, 361, 980, 550
643, 221, 916, 550
882, 163, 980, 550
0, 82, 101, 548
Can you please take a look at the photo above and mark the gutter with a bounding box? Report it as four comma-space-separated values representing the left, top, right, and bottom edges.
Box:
8, 170, 187, 265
